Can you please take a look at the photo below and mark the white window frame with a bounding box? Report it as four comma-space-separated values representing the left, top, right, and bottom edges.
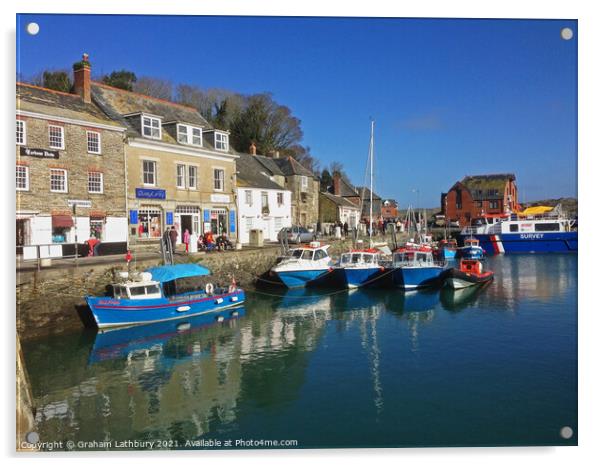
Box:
177, 124, 203, 146
277, 192, 284, 206
141, 115, 162, 140
142, 160, 157, 186
48, 125, 65, 150
16, 120, 26, 145
86, 131, 102, 154
214, 132, 229, 151
176, 164, 186, 189
188, 165, 198, 190
213, 168, 225, 191
50, 168, 68, 193
245, 190, 253, 206
88, 172, 104, 194
16, 165, 29, 191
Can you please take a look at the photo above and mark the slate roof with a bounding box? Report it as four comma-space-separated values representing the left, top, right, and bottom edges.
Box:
356, 186, 382, 201
252, 154, 285, 177
321, 192, 361, 209
91, 82, 236, 154
338, 177, 359, 197
236, 152, 286, 190
273, 156, 316, 178
16, 83, 123, 128
460, 173, 515, 200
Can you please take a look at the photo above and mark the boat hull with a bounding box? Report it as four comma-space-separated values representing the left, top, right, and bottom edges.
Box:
391, 266, 446, 290
459, 232, 578, 255
85, 289, 245, 329
335, 267, 386, 289
444, 269, 494, 289
458, 247, 484, 259
441, 248, 458, 260
273, 269, 330, 288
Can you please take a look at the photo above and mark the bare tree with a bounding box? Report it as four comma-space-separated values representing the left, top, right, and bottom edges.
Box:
133, 76, 173, 100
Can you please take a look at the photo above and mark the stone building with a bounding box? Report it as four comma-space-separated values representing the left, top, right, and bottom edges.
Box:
16, 64, 128, 256
442, 173, 519, 227
318, 192, 360, 231
90, 69, 239, 246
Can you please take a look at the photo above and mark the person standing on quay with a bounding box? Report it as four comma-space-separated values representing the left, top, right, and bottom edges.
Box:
183, 228, 191, 253
169, 226, 178, 253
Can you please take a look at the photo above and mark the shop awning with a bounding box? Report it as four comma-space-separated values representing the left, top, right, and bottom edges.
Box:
52, 215, 74, 228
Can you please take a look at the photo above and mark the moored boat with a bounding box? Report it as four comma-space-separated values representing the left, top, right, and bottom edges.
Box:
458, 206, 577, 254
444, 259, 494, 289
270, 242, 333, 288
85, 264, 245, 329
390, 246, 448, 290
334, 249, 387, 289
438, 238, 458, 260
458, 238, 484, 259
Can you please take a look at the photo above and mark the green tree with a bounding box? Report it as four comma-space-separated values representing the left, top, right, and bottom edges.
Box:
41, 70, 72, 93
101, 70, 137, 91
320, 169, 333, 193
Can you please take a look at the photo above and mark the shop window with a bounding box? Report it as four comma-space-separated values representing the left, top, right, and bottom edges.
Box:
138, 207, 163, 238
90, 217, 105, 240
210, 209, 228, 235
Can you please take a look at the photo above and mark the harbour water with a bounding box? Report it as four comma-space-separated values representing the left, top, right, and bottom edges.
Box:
21, 254, 577, 449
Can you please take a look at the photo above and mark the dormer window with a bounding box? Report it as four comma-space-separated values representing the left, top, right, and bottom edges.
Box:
177, 124, 203, 146
142, 115, 161, 139
215, 132, 229, 151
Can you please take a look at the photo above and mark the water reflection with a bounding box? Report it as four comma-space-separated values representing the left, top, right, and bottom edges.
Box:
21, 254, 577, 449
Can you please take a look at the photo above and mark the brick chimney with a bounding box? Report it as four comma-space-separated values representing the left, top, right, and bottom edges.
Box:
73, 53, 91, 103
333, 172, 341, 195
249, 142, 257, 155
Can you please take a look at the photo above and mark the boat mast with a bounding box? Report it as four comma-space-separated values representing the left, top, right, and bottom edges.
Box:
369, 119, 374, 247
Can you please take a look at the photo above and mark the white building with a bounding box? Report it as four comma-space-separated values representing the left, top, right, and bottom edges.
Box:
235, 152, 292, 243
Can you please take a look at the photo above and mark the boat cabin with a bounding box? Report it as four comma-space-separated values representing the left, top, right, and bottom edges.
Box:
340, 250, 380, 266
393, 248, 435, 266
464, 238, 480, 248
459, 259, 483, 274
112, 281, 163, 300
290, 247, 329, 262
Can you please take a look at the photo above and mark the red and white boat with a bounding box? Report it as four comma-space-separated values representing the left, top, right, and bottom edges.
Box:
444, 259, 494, 289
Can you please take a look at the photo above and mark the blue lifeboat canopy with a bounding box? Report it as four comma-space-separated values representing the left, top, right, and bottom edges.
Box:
146, 264, 211, 283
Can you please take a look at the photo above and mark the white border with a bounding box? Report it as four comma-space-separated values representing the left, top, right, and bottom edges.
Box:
4, 2, 601, 465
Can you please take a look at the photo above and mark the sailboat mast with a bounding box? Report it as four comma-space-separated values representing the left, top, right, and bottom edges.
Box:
369, 120, 374, 245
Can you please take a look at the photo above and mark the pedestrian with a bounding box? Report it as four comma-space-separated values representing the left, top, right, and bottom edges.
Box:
169, 226, 178, 253
343, 222, 349, 238
183, 228, 190, 253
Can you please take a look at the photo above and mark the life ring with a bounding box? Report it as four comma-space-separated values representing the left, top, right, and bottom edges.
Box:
228, 284, 237, 293
205, 283, 214, 295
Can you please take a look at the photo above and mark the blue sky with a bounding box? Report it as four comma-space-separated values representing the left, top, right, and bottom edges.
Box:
16, 15, 577, 207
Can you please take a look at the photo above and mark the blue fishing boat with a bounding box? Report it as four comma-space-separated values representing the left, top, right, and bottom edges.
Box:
270, 243, 333, 288
390, 246, 448, 290
457, 238, 485, 259
334, 249, 387, 289
85, 263, 245, 329
438, 238, 458, 260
